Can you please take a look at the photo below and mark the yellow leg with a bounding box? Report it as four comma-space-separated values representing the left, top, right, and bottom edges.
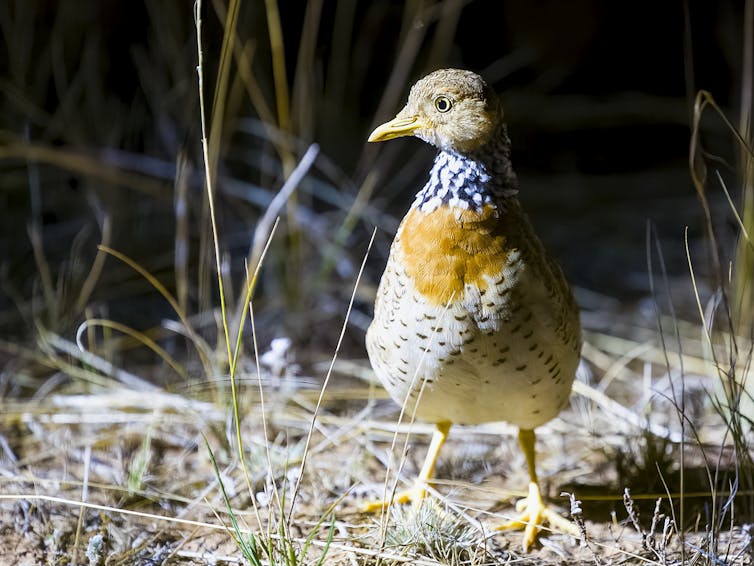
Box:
363, 421, 451, 512
496, 429, 579, 552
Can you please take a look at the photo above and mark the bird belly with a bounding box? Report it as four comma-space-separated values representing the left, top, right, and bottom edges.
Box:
366, 252, 579, 430
413, 326, 578, 428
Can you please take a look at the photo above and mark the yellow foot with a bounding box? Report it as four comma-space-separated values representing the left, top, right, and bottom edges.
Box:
496, 482, 579, 552
362, 483, 428, 513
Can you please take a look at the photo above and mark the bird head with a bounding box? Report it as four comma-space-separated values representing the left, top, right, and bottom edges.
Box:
368, 68, 502, 153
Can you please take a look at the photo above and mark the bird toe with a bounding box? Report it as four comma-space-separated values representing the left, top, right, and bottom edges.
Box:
495, 481, 577, 552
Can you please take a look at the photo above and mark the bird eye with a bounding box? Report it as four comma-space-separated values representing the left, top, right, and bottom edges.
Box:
434, 95, 452, 113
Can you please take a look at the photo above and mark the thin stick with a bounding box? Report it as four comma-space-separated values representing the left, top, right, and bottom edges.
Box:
250, 143, 319, 269
70, 444, 91, 566
288, 228, 377, 521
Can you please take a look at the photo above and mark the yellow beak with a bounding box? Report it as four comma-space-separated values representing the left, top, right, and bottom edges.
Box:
368, 115, 421, 142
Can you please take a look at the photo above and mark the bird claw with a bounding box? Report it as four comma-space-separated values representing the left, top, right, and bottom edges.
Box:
496, 482, 579, 552
362, 483, 428, 513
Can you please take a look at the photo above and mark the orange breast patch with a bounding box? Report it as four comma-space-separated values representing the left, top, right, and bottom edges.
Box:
398, 204, 511, 306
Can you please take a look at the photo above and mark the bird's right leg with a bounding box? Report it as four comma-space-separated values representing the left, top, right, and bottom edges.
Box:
496, 428, 579, 551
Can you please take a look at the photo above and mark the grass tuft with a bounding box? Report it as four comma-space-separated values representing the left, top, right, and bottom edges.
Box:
379, 503, 492, 566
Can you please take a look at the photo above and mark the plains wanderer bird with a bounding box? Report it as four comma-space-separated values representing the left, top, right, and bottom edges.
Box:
364, 68, 582, 551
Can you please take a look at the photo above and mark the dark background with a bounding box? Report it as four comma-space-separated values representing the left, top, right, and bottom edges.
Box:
0, 0, 748, 360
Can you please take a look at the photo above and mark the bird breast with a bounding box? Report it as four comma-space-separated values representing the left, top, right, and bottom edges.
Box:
398, 204, 514, 309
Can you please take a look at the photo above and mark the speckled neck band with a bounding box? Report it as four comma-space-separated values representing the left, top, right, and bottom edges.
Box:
413, 125, 519, 213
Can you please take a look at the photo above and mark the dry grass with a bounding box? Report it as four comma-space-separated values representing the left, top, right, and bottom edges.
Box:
1, 322, 753, 564
2, 0, 754, 565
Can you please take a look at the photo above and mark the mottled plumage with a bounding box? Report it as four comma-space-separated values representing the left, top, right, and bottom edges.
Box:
365, 68, 582, 551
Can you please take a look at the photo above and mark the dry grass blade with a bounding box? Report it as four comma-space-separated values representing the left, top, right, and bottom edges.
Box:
75, 318, 190, 382
97, 244, 214, 376
263, 0, 291, 136
689, 90, 754, 307
74, 214, 111, 314
207, 0, 241, 181
42, 330, 158, 391
0, 142, 168, 196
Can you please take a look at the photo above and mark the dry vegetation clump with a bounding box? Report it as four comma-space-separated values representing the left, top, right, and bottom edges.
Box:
2, 1, 754, 565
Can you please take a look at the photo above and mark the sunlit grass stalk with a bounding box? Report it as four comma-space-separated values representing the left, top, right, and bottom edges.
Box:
195, 0, 272, 522
233, 227, 279, 514
205, 438, 266, 565
195, 1, 225, 336
206, 435, 337, 565
689, 88, 754, 532
194, 3, 325, 561
195, 0, 232, 369
733, 0, 754, 334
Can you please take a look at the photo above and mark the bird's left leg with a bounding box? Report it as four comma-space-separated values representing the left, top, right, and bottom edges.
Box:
363, 421, 451, 512
496, 428, 579, 552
